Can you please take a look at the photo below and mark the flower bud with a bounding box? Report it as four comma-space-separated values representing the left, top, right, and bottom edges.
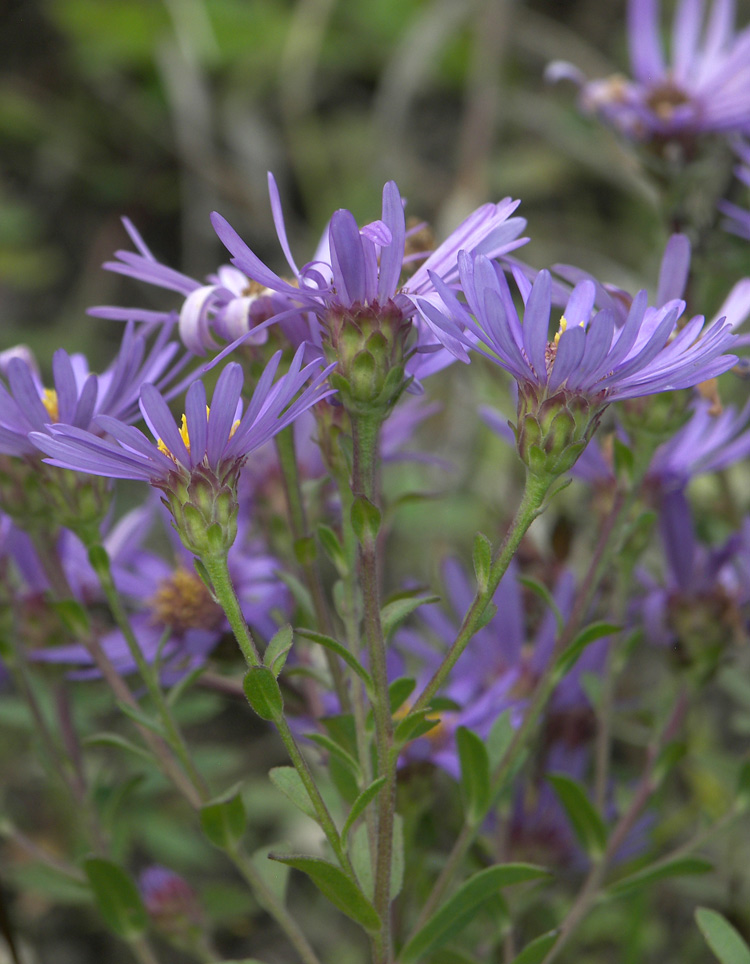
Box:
158, 461, 241, 559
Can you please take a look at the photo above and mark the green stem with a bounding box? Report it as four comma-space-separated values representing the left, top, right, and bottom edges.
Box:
274, 428, 350, 709
201, 551, 354, 876
229, 845, 324, 964
89, 545, 210, 801
130, 936, 162, 964
412, 470, 552, 715
350, 412, 394, 964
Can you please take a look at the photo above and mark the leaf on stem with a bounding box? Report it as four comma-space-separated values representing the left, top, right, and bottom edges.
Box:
342, 777, 387, 844
317, 524, 348, 575
456, 726, 490, 825
607, 856, 713, 897
350, 815, 404, 900
399, 864, 550, 963
295, 629, 373, 691
200, 785, 246, 849
269, 767, 318, 821
82, 732, 154, 765
472, 532, 492, 593
243, 666, 284, 721
381, 590, 440, 640
695, 907, 750, 964
518, 577, 564, 634
554, 622, 619, 678
82, 858, 148, 940
269, 853, 381, 932
389, 677, 416, 714
263, 625, 294, 677
547, 773, 607, 857
508, 930, 559, 964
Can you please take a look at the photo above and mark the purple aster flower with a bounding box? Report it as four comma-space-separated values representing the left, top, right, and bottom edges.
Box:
421, 252, 737, 477
0, 322, 189, 457
211, 174, 528, 381
30, 347, 333, 486
138, 866, 203, 936
88, 218, 293, 355
548, 0, 750, 145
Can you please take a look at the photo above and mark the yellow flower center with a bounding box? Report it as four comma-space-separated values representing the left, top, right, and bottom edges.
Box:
41, 388, 59, 422
149, 567, 224, 633
552, 316, 568, 347
157, 406, 240, 462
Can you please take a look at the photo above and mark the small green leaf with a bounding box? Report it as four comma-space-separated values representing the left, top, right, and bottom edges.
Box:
472, 532, 493, 593
351, 496, 381, 544
548, 773, 607, 857
263, 625, 294, 677
317, 524, 348, 574
607, 857, 713, 897
394, 709, 441, 745
400, 864, 550, 963
275, 570, 315, 620
269, 767, 317, 821
509, 930, 559, 964
83, 858, 147, 939
307, 734, 361, 777
456, 727, 490, 825
380, 591, 440, 640
696, 907, 750, 964
342, 777, 386, 843
82, 732, 154, 764
269, 853, 380, 932
51, 599, 90, 636
389, 677, 416, 713
243, 666, 284, 721
554, 622, 619, 678
350, 816, 404, 900
293, 535, 316, 566
474, 601, 498, 632
487, 711, 514, 770
200, 786, 246, 849
295, 629, 373, 691
114, 700, 166, 737
518, 577, 563, 634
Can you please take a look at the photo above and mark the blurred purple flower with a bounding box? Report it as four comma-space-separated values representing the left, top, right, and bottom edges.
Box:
548, 0, 750, 144
0, 322, 188, 457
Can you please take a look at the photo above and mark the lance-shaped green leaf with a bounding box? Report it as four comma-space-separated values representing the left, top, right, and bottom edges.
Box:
243, 666, 284, 721
295, 629, 373, 692
554, 622, 619, 678
456, 726, 490, 825
166, 664, 206, 706
317, 523, 348, 574
307, 733, 361, 778
269, 853, 380, 933
472, 532, 493, 593
269, 767, 317, 821
518, 576, 563, 633
342, 777, 386, 844
607, 857, 712, 897
380, 590, 440, 640
263, 625, 294, 677
509, 930, 559, 964
394, 708, 441, 745
114, 700, 166, 737
399, 864, 550, 963
351, 496, 381, 544
696, 907, 750, 964
350, 816, 404, 900
548, 773, 607, 857
83, 732, 155, 765
487, 710, 514, 770
389, 677, 416, 713
83, 858, 148, 940
200, 785, 246, 849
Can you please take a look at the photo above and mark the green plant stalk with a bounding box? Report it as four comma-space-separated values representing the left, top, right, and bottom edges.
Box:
200, 551, 354, 877
228, 843, 324, 964
336, 468, 378, 869
350, 410, 395, 964
89, 545, 210, 800
274, 427, 350, 709
408, 477, 637, 931
412, 470, 553, 715
538, 690, 689, 964
130, 935, 162, 964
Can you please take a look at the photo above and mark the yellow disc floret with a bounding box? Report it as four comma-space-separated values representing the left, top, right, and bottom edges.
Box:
157, 406, 241, 462
41, 388, 59, 423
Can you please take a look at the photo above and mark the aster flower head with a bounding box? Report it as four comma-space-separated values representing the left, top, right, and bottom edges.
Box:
548, 0, 750, 147
31, 346, 335, 557
210, 174, 527, 402
421, 252, 737, 479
